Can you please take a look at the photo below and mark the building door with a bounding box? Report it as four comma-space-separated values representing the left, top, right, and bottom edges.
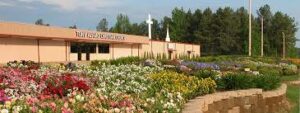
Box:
77, 44, 82, 61
71, 43, 96, 61
168, 50, 173, 59
86, 47, 90, 61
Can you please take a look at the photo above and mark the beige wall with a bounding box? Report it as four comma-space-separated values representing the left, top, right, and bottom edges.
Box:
0, 37, 200, 64
139, 40, 200, 59
132, 44, 139, 57
39, 40, 67, 62
0, 38, 39, 63
175, 43, 185, 55
113, 43, 138, 59
0, 38, 69, 63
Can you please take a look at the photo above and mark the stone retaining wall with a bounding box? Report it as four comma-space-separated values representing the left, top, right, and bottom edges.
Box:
183, 84, 289, 113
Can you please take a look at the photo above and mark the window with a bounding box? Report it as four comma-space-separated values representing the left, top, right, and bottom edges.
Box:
84, 43, 96, 53
71, 43, 79, 53
98, 44, 110, 53
70, 43, 96, 53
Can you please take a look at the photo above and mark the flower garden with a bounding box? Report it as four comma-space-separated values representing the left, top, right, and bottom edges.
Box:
0, 56, 298, 113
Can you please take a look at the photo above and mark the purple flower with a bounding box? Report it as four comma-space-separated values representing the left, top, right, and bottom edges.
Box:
181, 61, 220, 70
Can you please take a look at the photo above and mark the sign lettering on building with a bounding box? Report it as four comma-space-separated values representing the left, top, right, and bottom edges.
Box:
75, 31, 125, 41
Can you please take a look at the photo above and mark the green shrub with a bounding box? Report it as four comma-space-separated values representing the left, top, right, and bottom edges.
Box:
110, 56, 141, 65
218, 72, 281, 91
90, 60, 110, 66
249, 57, 281, 64
254, 74, 281, 90
190, 55, 245, 62
281, 64, 298, 76
243, 63, 258, 71
150, 71, 216, 99
192, 69, 218, 80
257, 66, 281, 76
218, 73, 256, 90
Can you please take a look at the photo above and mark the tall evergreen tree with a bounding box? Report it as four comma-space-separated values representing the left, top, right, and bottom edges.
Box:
170, 7, 189, 42
111, 14, 131, 34
96, 18, 108, 32
158, 16, 172, 40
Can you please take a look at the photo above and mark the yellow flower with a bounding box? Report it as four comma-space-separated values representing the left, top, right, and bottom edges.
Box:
38, 110, 43, 113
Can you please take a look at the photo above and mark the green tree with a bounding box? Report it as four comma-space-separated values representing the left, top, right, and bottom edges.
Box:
212, 7, 239, 54
194, 8, 214, 55
35, 19, 50, 26
111, 14, 131, 34
235, 7, 249, 55
257, 5, 273, 56
158, 16, 172, 41
96, 18, 108, 32
170, 7, 189, 42
69, 25, 77, 29
271, 12, 298, 57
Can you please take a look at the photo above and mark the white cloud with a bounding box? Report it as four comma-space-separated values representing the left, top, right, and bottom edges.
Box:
0, 1, 14, 7
15, 0, 119, 11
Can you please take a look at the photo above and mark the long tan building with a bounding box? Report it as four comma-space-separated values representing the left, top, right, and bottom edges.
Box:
0, 21, 200, 63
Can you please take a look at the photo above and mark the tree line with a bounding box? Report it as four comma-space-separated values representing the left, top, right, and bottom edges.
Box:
35, 5, 298, 57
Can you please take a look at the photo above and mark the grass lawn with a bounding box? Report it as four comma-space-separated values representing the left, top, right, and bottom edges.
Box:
281, 74, 300, 113
286, 85, 300, 113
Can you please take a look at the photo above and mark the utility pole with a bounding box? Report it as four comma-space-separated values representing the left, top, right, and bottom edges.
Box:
261, 16, 264, 57
248, 0, 252, 56
282, 32, 286, 59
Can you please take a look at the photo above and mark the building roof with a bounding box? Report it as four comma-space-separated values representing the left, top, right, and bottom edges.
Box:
0, 21, 149, 44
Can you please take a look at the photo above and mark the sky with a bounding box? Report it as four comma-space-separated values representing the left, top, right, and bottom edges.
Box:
0, 0, 299, 47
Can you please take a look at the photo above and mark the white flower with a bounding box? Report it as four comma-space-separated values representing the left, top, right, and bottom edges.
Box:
75, 95, 84, 101
0, 109, 9, 113
114, 108, 120, 113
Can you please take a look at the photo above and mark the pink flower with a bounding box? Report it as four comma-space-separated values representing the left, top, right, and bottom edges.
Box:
110, 101, 117, 108
31, 106, 38, 113
49, 102, 57, 110
26, 97, 39, 106
61, 107, 74, 113
40, 102, 48, 108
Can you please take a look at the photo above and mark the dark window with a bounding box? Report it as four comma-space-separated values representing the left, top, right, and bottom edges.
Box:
71, 43, 79, 53
98, 44, 110, 53
84, 43, 96, 53
70, 43, 96, 53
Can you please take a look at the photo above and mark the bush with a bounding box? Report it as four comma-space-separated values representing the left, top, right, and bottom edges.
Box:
281, 63, 298, 76
6, 60, 39, 69
218, 72, 281, 91
218, 73, 256, 90
257, 66, 281, 76
90, 60, 110, 66
190, 55, 245, 62
192, 69, 218, 80
90, 56, 142, 66
150, 71, 216, 99
243, 63, 258, 71
249, 57, 281, 64
254, 74, 281, 91
110, 56, 142, 65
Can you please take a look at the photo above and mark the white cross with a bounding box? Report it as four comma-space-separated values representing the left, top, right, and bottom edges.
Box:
146, 14, 153, 40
